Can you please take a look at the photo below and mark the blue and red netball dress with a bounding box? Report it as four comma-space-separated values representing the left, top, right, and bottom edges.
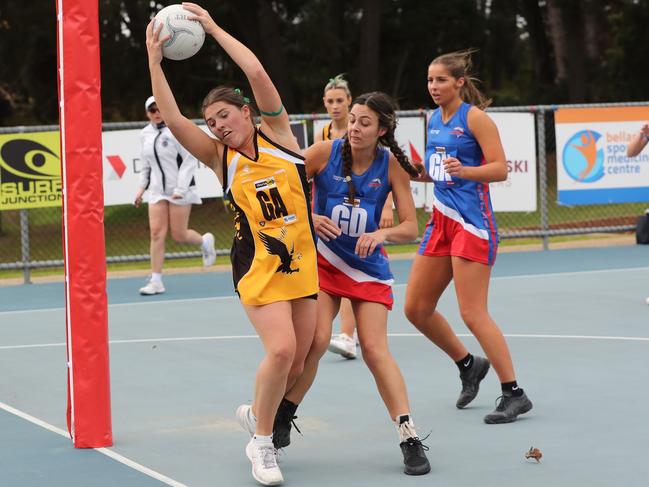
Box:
313, 139, 395, 309
419, 102, 498, 265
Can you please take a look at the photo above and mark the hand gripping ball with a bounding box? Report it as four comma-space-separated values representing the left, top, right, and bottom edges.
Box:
153, 4, 205, 61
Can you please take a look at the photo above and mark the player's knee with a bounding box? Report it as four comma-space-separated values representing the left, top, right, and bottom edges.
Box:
459, 307, 487, 330
404, 301, 431, 325
150, 228, 166, 241
311, 326, 332, 357
358, 341, 385, 370
268, 344, 296, 369
287, 360, 305, 382
169, 228, 187, 243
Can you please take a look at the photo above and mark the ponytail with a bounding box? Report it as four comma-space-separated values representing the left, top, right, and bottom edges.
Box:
430, 49, 491, 109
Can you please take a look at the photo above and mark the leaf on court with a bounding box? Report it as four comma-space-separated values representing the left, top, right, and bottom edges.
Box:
524, 446, 542, 463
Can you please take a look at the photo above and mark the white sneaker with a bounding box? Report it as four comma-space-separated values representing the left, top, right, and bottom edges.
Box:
352, 329, 359, 347
139, 279, 165, 295
236, 404, 257, 437
328, 333, 357, 359
245, 438, 283, 486
201, 232, 216, 267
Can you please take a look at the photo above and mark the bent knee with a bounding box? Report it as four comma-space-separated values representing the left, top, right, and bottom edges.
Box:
404, 302, 434, 325
169, 230, 188, 243
288, 361, 305, 381
310, 328, 332, 357
459, 308, 490, 330
268, 345, 296, 369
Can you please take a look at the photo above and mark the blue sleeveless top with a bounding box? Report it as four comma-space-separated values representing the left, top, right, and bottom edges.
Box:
313, 139, 393, 282
425, 102, 498, 236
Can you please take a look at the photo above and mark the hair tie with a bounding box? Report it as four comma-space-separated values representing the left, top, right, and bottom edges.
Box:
234, 88, 251, 104
344, 175, 352, 183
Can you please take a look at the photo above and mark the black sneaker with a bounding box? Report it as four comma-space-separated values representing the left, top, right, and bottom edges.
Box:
484, 391, 533, 424
456, 356, 490, 409
273, 398, 300, 449
400, 437, 431, 475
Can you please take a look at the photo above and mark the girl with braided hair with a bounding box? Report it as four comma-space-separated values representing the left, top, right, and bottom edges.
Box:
314, 75, 396, 360
275, 91, 430, 476
404, 50, 533, 424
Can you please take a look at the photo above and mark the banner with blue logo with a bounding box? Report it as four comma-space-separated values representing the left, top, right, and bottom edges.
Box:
556, 107, 649, 205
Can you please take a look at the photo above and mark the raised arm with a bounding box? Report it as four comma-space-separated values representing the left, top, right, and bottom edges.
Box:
182, 3, 297, 152
627, 123, 649, 157
145, 20, 223, 181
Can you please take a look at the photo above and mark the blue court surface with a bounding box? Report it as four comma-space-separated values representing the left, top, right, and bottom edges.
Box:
1, 245, 649, 486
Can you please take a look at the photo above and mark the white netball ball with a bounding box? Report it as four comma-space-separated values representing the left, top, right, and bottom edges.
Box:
153, 5, 205, 61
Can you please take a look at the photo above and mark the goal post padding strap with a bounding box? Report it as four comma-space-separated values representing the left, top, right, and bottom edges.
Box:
57, 0, 112, 448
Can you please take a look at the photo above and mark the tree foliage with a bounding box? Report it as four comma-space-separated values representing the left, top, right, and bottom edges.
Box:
0, 0, 648, 125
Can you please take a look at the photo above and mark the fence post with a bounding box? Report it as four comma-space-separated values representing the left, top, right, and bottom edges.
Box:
536, 108, 549, 250
20, 209, 32, 284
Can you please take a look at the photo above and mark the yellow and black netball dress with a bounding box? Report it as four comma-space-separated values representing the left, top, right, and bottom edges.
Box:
223, 129, 318, 305
322, 121, 332, 140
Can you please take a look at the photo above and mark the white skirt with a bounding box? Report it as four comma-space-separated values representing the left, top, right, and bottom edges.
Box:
147, 188, 202, 206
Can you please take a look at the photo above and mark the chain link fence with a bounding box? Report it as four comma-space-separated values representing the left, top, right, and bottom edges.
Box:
1, 102, 648, 283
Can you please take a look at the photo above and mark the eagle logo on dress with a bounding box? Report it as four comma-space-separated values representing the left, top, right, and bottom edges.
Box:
258, 228, 300, 274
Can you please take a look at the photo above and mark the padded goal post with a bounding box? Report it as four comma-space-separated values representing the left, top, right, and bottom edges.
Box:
56, 0, 113, 448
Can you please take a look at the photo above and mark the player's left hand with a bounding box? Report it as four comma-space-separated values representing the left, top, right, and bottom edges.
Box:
182, 3, 218, 36
443, 156, 464, 177
355, 229, 387, 258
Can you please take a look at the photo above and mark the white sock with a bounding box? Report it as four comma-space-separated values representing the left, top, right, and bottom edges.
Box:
253, 434, 273, 444
150, 272, 162, 282
201, 233, 211, 250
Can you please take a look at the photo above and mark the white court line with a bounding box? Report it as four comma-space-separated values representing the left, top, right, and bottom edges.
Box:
0, 295, 235, 316
2, 332, 649, 351
0, 400, 188, 487
2, 265, 649, 317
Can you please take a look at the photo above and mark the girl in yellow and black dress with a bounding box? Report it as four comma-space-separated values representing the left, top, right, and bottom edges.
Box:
146, 3, 317, 485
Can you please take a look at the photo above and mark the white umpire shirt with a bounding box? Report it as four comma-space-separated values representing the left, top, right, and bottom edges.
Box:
139, 122, 202, 205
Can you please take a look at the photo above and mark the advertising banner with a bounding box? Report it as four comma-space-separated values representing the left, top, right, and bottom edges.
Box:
0, 132, 62, 209
488, 112, 537, 212
556, 107, 649, 205
0, 121, 309, 209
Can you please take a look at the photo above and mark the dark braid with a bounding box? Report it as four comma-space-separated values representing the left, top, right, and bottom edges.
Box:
342, 91, 421, 201
341, 136, 356, 203
380, 133, 419, 178
354, 92, 421, 178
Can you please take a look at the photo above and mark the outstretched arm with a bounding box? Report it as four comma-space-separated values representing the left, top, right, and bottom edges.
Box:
182, 3, 297, 152
145, 19, 222, 180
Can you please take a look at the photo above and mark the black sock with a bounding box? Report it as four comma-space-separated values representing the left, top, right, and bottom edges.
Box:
501, 381, 524, 397
455, 353, 474, 372
279, 398, 298, 416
